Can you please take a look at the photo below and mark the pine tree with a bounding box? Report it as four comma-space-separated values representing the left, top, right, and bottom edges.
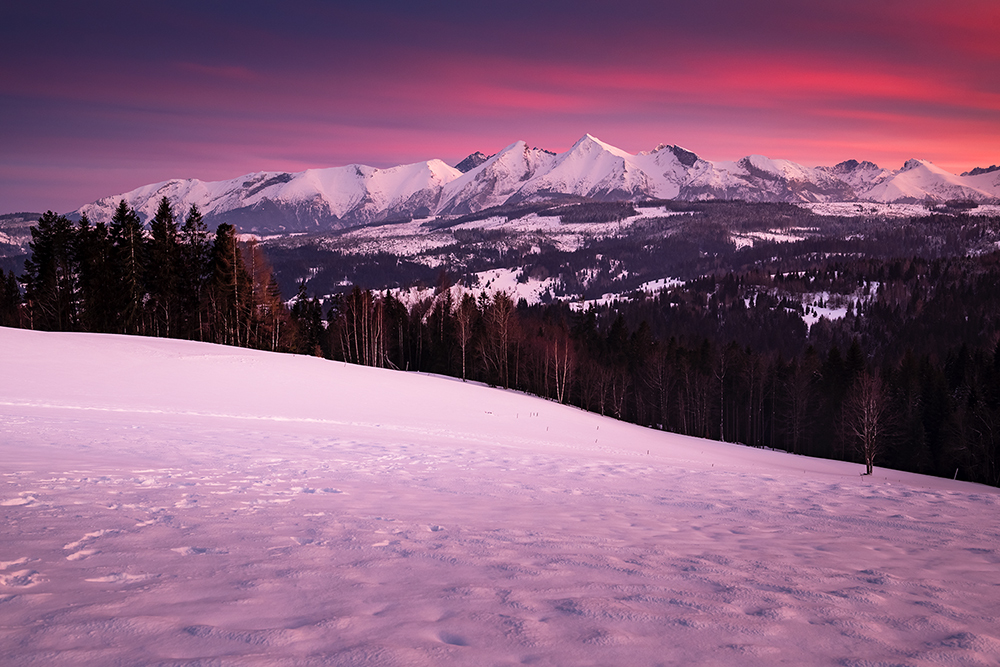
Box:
21, 211, 77, 331
147, 197, 180, 337
75, 214, 114, 332
290, 282, 325, 356
208, 223, 250, 346
0, 269, 22, 327
177, 204, 211, 340
109, 200, 146, 334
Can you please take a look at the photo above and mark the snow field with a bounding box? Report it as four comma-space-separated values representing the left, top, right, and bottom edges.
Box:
800, 202, 1000, 218
2, 327, 1000, 665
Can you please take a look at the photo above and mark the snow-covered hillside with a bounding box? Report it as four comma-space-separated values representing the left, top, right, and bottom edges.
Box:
2, 327, 999, 665
67, 136, 1000, 233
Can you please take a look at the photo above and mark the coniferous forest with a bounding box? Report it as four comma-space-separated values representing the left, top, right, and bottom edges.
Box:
4, 198, 1000, 488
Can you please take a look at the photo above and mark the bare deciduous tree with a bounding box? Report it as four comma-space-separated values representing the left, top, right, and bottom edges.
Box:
480, 291, 517, 388
455, 292, 478, 382
846, 372, 892, 475
549, 326, 574, 404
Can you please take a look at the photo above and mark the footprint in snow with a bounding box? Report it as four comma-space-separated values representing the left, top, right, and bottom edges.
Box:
439, 632, 469, 646
64, 529, 118, 551
0, 570, 44, 587
85, 572, 156, 584
1, 494, 37, 506
0, 557, 30, 570
171, 546, 227, 556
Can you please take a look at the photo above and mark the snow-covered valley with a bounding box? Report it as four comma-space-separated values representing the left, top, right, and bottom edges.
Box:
2, 327, 999, 665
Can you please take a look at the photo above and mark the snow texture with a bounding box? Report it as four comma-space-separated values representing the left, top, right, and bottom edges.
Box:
2, 327, 1000, 665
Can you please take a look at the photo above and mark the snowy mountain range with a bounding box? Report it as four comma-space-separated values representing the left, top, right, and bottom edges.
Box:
73, 135, 1000, 233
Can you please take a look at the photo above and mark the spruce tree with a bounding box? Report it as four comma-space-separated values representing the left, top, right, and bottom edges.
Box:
21, 211, 77, 331
0, 269, 22, 327
147, 197, 179, 337
75, 214, 115, 332
290, 282, 325, 356
109, 200, 146, 334
177, 204, 211, 340
208, 223, 250, 346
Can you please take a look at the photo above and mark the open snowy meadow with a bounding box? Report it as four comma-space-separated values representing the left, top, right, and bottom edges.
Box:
1, 327, 999, 666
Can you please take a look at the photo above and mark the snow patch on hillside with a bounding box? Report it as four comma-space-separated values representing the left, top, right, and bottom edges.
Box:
800, 201, 936, 218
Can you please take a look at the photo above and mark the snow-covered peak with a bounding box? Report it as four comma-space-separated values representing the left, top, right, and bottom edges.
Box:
816, 160, 892, 197
963, 167, 1000, 196
861, 158, 997, 203
827, 159, 884, 179
553, 135, 630, 172
454, 151, 492, 173
739, 155, 817, 182
568, 134, 633, 160
516, 134, 672, 202
436, 141, 560, 214
900, 158, 929, 172
962, 164, 1000, 177
75, 159, 463, 233
667, 145, 699, 167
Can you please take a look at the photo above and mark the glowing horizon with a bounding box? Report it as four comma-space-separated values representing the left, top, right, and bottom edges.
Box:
2, 0, 997, 213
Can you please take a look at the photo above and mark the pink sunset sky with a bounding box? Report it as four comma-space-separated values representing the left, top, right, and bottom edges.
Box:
1, 0, 998, 214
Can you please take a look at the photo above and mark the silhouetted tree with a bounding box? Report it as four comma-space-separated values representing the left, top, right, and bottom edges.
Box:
177, 204, 211, 340
0, 269, 22, 327
22, 211, 77, 330
147, 197, 180, 337
75, 214, 115, 332
455, 291, 478, 381
208, 223, 250, 346
109, 200, 146, 334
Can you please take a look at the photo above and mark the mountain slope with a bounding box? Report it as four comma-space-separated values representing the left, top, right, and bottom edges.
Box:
859, 159, 999, 203
2, 327, 999, 665
76, 160, 463, 233
436, 141, 560, 214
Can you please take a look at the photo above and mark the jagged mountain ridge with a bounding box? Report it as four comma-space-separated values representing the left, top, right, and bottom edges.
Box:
73, 135, 1000, 233
76, 160, 462, 234
454, 151, 494, 173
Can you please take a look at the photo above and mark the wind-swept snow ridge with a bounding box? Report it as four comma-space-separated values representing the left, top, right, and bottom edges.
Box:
860, 158, 1000, 203
436, 140, 559, 214
2, 327, 1000, 665
71, 135, 1000, 232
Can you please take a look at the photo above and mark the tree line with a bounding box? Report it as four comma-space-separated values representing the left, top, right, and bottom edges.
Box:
4, 205, 1000, 487
1, 198, 294, 350
307, 260, 1000, 488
